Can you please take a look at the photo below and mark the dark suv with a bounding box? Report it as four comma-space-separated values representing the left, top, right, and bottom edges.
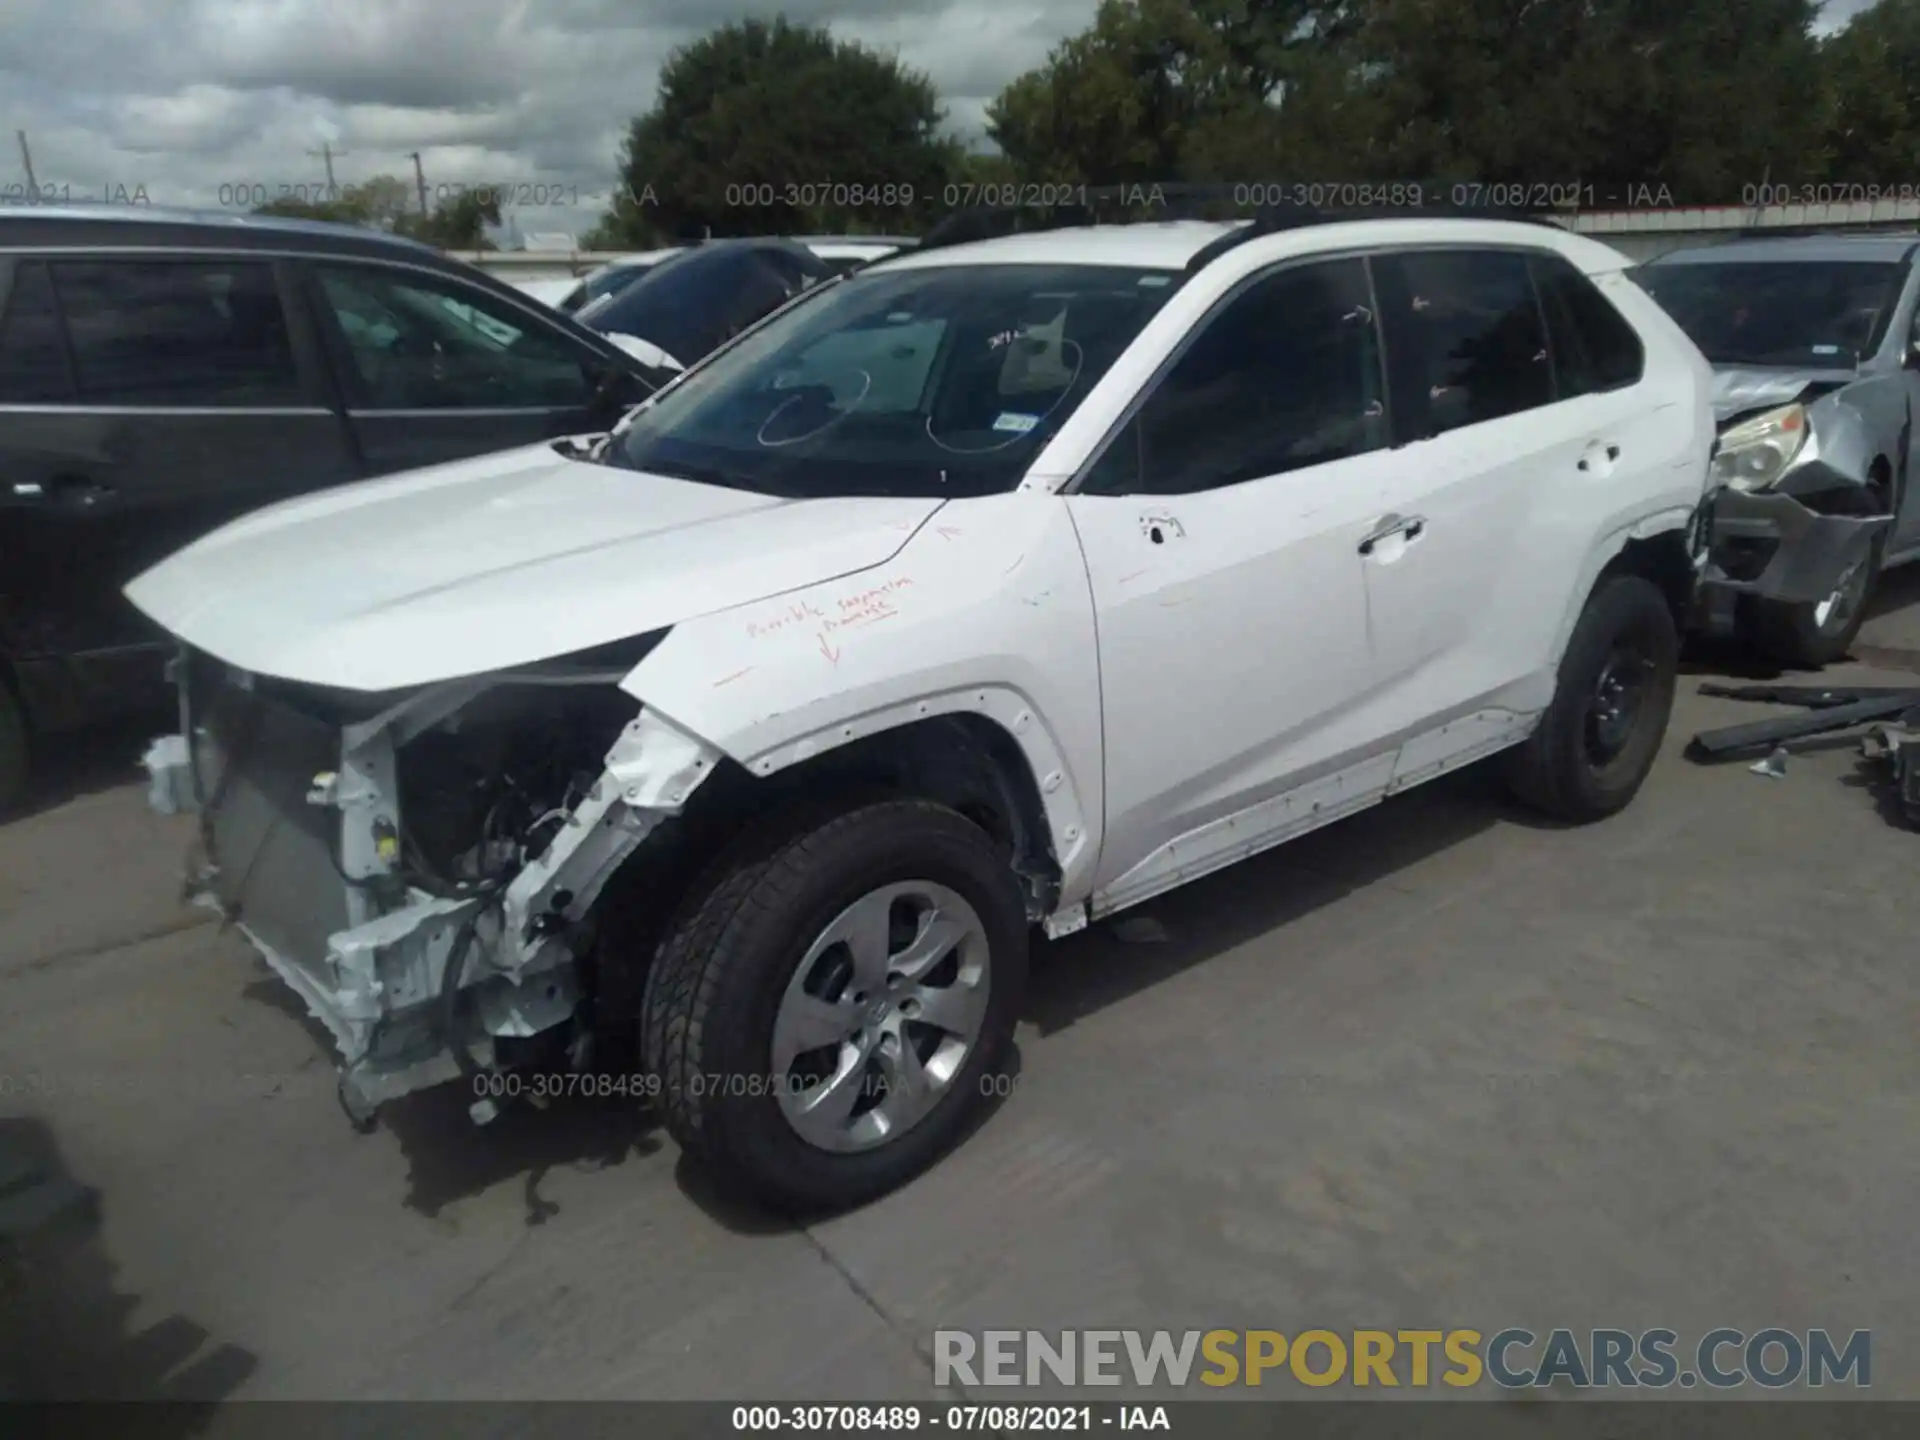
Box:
0, 206, 665, 809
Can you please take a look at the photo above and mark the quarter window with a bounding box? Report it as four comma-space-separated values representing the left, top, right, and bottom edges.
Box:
0, 260, 73, 403
1532, 255, 1645, 396
51, 260, 301, 406
1376, 250, 1552, 437
1083, 257, 1388, 495
316, 266, 593, 410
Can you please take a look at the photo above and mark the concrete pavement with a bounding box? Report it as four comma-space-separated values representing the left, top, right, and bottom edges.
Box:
3, 605, 1918, 1403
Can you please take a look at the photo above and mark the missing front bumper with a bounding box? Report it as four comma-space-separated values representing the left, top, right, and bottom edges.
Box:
141, 664, 720, 1122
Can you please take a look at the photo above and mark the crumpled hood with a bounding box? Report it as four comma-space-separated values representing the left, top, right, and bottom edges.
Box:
125, 442, 942, 692
1712, 366, 1856, 425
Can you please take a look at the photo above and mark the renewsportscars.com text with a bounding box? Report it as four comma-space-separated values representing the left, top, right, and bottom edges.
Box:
933, 1328, 1871, 1390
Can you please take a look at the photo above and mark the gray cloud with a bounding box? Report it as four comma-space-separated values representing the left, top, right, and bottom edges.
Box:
3, 0, 1094, 239
7, 0, 1868, 239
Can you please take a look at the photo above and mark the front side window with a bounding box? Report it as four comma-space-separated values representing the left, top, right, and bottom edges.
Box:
1634, 259, 1903, 367
0, 260, 72, 404
1376, 250, 1551, 437
51, 259, 301, 406
609, 264, 1179, 498
316, 266, 593, 410
1082, 257, 1388, 496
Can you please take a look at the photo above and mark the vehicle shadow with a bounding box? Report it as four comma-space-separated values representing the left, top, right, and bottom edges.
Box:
239, 976, 665, 1225
0, 1116, 257, 1417
7, 711, 168, 824
1022, 767, 1505, 1038
380, 1084, 666, 1225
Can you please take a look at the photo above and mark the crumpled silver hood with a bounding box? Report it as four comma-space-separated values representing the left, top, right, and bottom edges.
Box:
1712, 366, 1856, 425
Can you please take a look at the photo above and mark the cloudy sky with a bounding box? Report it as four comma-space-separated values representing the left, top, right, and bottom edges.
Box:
0, 0, 1886, 243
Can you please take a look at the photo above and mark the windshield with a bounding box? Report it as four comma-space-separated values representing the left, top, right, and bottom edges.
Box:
1635, 260, 1905, 367
608, 263, 1179, 499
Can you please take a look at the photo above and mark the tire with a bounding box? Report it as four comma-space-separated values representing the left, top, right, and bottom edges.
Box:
640, 798, 1028, 1215
1743, 535, 1881, 669
1505, 574, 1679, 823
0, 675, 29, 817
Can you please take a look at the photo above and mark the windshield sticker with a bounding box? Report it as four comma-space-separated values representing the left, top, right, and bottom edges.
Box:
993, 412, 1040, 434
1811, 344, 1843, 355
1138, 275, 1172, 287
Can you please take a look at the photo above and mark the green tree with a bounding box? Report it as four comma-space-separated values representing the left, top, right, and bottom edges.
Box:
1345, 0, 1829, 201
985, 0, 1831, 204
252, 193, 371, 225
608, 17, 961, 242
1821, 0, 1920, 181
395, 188, 501, 250
984, 0, 1365, 186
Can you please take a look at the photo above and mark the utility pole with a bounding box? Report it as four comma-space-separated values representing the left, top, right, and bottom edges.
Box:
407, 151, 429, 217
16, 131, 37, 196
305, 141, 348, 199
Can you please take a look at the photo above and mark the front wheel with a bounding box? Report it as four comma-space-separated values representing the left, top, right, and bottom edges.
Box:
1743, 542, 1878, 669
640, 799, 1028, 1214
1505, 574, 1679, 823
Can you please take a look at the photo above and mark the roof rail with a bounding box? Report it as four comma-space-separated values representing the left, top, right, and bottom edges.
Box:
917, 182, 1563, 265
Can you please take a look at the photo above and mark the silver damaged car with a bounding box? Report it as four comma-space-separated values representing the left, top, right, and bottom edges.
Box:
1637, 234, 1920, 665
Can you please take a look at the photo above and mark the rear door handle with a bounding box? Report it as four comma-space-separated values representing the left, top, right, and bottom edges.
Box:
1358, 513, 1425, 556
1578, 442, 1621, 473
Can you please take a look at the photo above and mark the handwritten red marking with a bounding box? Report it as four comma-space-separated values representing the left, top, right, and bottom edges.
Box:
1119, 569, 1150, 585
818, 633, 841, 665
712, 667, 754, 687
937, 526, 963, 541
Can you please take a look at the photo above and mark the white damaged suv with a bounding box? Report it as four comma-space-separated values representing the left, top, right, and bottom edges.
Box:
132, 209, 1716, 1212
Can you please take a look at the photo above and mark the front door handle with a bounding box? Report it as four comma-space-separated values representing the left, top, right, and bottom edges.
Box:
1358, 513, 1425, 556
1141, 512, 1185, 544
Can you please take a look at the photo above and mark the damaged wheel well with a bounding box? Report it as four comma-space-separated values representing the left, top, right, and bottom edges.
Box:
586, 713, 1058, 1036
1600, 529, 1696, 628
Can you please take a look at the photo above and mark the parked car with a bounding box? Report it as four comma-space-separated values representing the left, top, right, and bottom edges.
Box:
0, 205, 671, 810
132, 208, 1718, 1214
574, 237, 834, 372
788, 236, 916, 275
538, 239, 911, 318
1636, 234, 1920, 665
545, 248, 686, 315
508, 276, 587, 308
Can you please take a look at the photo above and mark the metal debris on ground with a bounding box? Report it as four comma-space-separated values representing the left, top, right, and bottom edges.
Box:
1861, 713, 1920, 828
1689, 682, 1920, 828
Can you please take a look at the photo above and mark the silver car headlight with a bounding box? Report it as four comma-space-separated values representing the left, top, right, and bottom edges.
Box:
1713, 403, 1808, 492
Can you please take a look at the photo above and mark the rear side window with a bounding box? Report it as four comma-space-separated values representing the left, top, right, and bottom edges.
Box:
0, 260, 73, 403
1532, 255, 1645, 396
1375, 249, 1551, 437
51, 260, 302, 406
315, 265, 594, 410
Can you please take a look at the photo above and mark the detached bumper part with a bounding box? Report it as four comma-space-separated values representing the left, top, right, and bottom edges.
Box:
1699, 488, 1889, 607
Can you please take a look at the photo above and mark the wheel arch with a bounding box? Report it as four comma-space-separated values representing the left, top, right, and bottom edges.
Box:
1548, 506, 1699, 669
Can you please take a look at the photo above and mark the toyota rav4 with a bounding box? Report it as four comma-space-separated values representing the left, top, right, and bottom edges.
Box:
131, 210, 1718, 1213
